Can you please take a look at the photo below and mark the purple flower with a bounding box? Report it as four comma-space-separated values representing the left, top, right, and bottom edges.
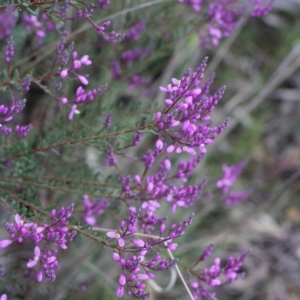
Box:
0, 7, 16, 41
82, 194, 107, 226
107, 231, 125, 247
68, 105, 80, 120
0, 239, 13, 248
60, 51, 92, 85
125, 20, 146, 41
5, 36, 14, 64
0, 205, 75, 281
0, 294, 7, 300
216, 160, 248, 190
216, 160, 250, 204
116, 285, 124, 297
27, 246, 41, 268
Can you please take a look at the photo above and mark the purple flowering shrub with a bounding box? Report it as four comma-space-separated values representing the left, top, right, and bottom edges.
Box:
0, 0, 276, 299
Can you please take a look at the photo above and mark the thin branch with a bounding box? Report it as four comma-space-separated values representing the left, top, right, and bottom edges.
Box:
0, 123, 154, 163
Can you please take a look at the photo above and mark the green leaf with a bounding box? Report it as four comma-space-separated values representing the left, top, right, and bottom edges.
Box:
26, 6, 40, 16
51, 149, 60, 156
37, 151, 48, 157
139, 129, 158, 135
13, 69, 20, 81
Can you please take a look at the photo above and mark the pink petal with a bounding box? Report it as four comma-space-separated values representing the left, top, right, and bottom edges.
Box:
116, 285, 124, 297
147, 182, 154, 192
167, 243, 178, 250
159, 86, 168, 92
77, 75, 88, 85
132, 239, 145, 247
171, 120, 180, 127
119, 274, 126, 285
134, 175, 141, 185
166, 145, 175, 153
27, 259, 38, 268
199, 144, 206, 153
76, 86, 84, 96
47, 256, 56, 263
0, 239, 13, 248
15, 214, 21, 225
155, 139, 163, 150
136, 274, 149, 280
186, 148, 196, 155
156, 112, 162, 121
37, 271, 43, 282
165, 99, 173, 106
60, 69, 68, 78
72, 52, 78, 60
113, 252, 120, 262
61, 97, 68, 105
107, 232, 117, 238
118, 238, 125, 247
34, 246, 40, 257
176, 147, 183, 153
36, 227, 44, 234
60, 243, 67, 249
73, 60, 81, 69
85, 216, 96, 226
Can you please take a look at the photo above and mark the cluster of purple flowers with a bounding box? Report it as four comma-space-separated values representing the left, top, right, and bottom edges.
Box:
97, 20, 125, 43
82, 194, 107, 226
110, 21, 149, 91
155, 57, 228, 156
0, 204, 76, 282
121, 47, 150, 66
60, 51, 92, 85
0, 0, 275, 299
0, 7, 16, 40
106, 208, 194, 298
58, 49, 108, 119
0, 100, 32, 139
179, 0, 274, 48
22, 13, 55, 46
216, 159, 250, 205
190, 249, 249, 299
125, 20, 146, 41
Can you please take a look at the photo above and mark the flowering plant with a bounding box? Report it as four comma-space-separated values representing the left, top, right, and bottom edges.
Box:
0, 0, 276, 299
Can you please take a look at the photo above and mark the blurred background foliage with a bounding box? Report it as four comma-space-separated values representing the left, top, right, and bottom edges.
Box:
1, 0, 300, 299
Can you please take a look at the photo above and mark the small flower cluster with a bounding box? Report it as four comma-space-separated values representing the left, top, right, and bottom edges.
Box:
251, 0, 274, 18
57, 47, 108, 119
110, 20, 149, 90
125, 20, 146, 41
179, 0, 273, 48
156, 57, 228, 156
190, 250, 250, 299
106, 208, 194, 299
5, 36, 14, 64
0, 7, 16, 40
0, 100, 32, 139
61, 84, 107, 106
60, 51, 92, 85
22, 13, 55, 46
97, 20, 125, 43
0, 204, 76, 282
128, 75, 150, 90
121, 47, 150, 66
178, 0, 205, 12
113, 154, 205, 235
216, 159, 250, 205
82, 194, 107, 226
